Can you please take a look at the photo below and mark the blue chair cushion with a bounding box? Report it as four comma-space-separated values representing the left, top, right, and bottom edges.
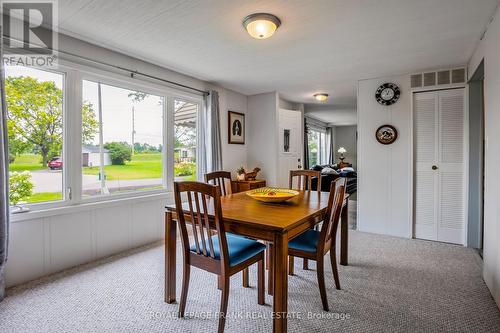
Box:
190, 233, 266, 267
288, 229, 320, 253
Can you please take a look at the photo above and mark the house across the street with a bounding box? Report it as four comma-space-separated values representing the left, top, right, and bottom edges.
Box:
82, 145, 111, 167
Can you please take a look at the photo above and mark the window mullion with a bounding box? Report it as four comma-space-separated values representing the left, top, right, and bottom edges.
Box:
65, 69, 83, 204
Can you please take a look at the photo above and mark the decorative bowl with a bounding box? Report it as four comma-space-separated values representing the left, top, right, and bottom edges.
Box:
246, 187, 299, 203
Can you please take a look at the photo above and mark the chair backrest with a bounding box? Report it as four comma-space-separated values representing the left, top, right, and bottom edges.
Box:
204, 171, 232, 196
289, 170, 321, 193
318, 178, 346, 251
173, 181, 230, 267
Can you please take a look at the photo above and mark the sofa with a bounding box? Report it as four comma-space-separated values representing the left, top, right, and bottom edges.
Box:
309, 164, 357, 194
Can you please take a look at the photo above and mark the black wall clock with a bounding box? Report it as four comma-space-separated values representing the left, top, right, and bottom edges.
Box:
375, 83, 400, 106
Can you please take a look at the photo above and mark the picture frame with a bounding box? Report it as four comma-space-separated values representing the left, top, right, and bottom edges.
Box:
375, 124, 398, 145
228, 111, 245, 144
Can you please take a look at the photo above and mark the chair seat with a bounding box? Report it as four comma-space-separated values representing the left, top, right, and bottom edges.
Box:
288, 229, 320, 253
190, 233, 266, 267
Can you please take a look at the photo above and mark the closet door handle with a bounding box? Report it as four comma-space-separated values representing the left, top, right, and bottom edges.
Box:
432, 165, 438, 170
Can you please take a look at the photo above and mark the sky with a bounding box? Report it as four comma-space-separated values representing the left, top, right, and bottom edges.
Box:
6, 65, 164, 147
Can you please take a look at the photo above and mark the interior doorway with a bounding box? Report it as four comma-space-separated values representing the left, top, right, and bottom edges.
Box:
468, 61, 485, 255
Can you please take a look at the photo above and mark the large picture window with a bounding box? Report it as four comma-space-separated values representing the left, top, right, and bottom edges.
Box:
81, 80, 164, 197
5, 61, 204, 211
5, 65, 65, 205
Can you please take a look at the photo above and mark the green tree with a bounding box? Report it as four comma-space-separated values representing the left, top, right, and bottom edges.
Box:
104, 142, 132, 165
6, 76, 99, 165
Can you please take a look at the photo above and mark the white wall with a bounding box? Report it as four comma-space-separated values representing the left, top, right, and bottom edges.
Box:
219, 88, 248, 175
5, 33, 249, 287
334, 125, 357, 169
468, 5, 500, 308
247, 92, 279, 186
357, 75, 412, 238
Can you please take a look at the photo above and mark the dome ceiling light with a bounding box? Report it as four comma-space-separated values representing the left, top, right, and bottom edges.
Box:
243, 13, 281, 39
314, 93, 329, 102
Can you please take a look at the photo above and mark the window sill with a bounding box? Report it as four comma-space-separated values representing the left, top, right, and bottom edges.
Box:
9, 191, 172, 223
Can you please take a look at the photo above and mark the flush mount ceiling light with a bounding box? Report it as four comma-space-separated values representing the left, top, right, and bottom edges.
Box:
314, 93, 329, 102
243, 13, 281, 39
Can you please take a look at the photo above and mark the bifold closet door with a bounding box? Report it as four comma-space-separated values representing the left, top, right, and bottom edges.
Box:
414, 89, 465, 244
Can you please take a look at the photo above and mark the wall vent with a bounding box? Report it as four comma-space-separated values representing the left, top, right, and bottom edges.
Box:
423, 72, 436, 86
411, 74, 423, 88
451, 68, 466, 83
411, 67, 467, 89
438, 71, 450, 85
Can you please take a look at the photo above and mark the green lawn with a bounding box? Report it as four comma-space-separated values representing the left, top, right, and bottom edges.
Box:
9, 154, 45, 172
83, 153, 163, 180
28, 192, 63, 203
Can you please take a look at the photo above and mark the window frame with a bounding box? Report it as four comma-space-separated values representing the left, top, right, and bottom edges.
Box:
9, 58, 205, 211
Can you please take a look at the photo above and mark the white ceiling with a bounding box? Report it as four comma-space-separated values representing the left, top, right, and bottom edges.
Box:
58, 0, 499, 124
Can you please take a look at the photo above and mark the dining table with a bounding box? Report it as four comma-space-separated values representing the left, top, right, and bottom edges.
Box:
164, 189, 350, 333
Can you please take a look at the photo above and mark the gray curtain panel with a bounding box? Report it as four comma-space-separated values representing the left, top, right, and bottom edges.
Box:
208, 90, 222, 172
0, 42, 9, 301
326, 126, 334, 164
303, 121, 309, 170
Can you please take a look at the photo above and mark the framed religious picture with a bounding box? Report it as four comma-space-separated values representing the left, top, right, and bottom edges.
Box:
228, 111, 245, 144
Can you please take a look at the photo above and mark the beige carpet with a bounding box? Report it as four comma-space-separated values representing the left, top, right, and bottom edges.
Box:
1, 230, 499, 333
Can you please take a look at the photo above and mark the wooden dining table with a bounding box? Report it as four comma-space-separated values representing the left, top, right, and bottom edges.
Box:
164, 190, 350, 333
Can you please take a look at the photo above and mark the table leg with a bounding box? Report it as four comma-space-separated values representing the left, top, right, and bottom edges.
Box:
268, 243, 274, 296
272, 232, 288, 333
165, 211, 177, 303
340, 198, 349, 266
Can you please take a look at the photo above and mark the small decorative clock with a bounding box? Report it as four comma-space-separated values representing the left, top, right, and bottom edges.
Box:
375, 83, 400, 106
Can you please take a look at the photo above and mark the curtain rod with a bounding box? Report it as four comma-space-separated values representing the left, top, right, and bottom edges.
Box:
2, 35, 210, 96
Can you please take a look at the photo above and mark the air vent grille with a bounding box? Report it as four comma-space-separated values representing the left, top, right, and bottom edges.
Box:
411, 74, 423, 88
438, 71, 450, 85
452, 68, 466, 83
423, 72, 436, 86
411, 67, 466, 89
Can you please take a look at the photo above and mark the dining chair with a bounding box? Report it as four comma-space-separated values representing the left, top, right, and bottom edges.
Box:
287, 178, 346, 311
205, 171, 251, 288
289, 169, 321, 194
173, 181, 265, 333
205, 171, 232, 196
289, 169, 322, 272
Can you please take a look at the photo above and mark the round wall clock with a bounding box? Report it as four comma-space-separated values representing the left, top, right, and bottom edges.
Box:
376, 125, 398, 145
375, 83, 400, 106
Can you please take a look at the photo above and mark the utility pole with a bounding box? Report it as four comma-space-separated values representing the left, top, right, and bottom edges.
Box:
131, 105, 135, 155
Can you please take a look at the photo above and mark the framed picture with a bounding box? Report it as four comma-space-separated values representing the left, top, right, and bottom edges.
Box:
228, 111, 245, 144
375, 124, 398, 145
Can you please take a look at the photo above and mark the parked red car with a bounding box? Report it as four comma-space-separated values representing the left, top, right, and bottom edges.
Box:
48, 156, 63, 170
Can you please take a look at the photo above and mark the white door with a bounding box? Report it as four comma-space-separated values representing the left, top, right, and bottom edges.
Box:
414, 89, 466, 244
278, 109, 302, 188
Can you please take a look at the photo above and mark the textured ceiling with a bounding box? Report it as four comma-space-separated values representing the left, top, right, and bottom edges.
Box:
57, 0, 499, 123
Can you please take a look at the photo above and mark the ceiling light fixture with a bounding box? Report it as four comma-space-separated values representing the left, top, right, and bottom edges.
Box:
314, 93, 329, 102
243, 13, 281, 39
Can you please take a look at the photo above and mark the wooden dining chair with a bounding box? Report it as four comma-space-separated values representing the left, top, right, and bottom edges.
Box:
205, 171, 251, 288
289, 169, 321, 272
205, 171, 232, 196
287, 178, 346, 311
173, 181, 265, 333
289, 169, 321, 194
